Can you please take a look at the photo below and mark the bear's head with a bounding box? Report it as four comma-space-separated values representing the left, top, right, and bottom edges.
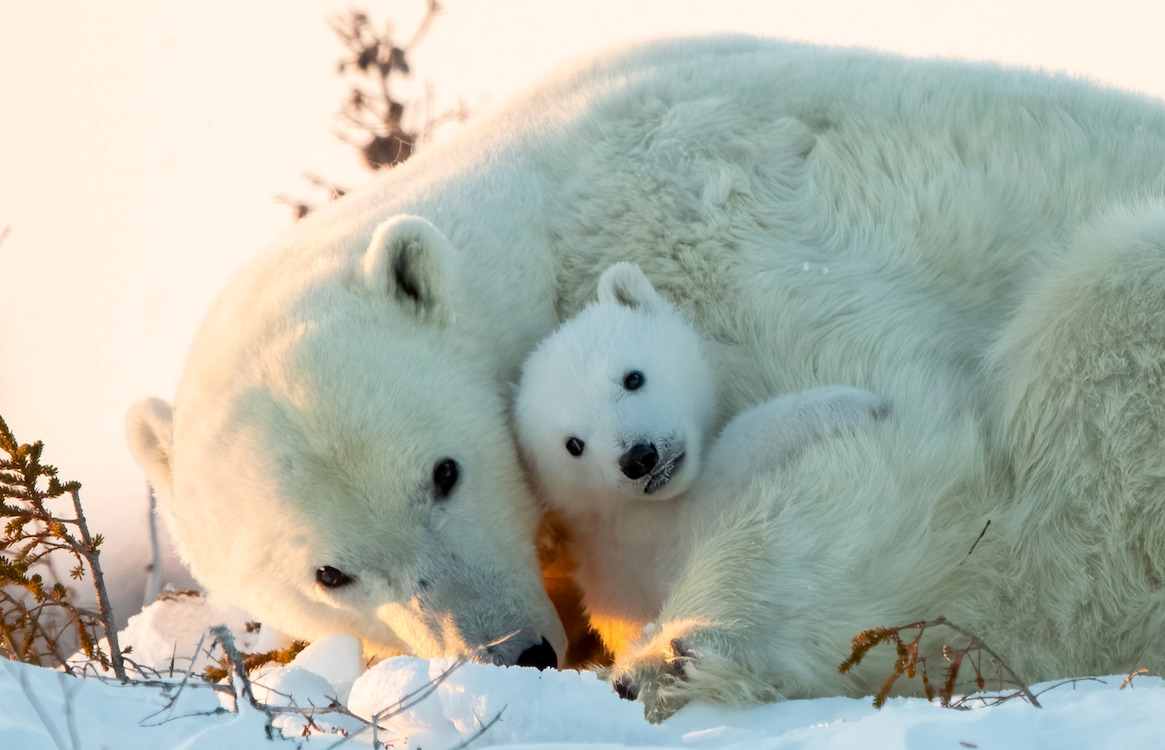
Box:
515, 262, 717, 514
126, 215, 565, 669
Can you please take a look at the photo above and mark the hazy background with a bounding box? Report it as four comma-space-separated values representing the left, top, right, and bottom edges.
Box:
2, 0, 1163, 621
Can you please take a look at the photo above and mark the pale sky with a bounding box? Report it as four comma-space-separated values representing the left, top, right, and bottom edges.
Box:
2, 0, 1163, 616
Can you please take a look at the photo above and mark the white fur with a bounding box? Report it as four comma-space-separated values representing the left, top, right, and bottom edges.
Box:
516, 263, 887, 656
517, 263, 716, 510
127, 36, 1165, 710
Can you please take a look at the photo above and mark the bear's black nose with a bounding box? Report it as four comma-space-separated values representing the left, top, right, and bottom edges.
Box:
515, 637, 558, 671
619, 443, 658, 479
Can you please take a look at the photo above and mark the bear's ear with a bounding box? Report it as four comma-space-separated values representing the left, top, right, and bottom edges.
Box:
596, 262, 666, 313
125, 398, 175, 494
360, 215, 459, 325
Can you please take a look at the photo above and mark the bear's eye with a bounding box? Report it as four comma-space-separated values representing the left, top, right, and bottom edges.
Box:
623, 370, 645, 391
316, 565, 353, 589
565, 437, 585, 457
433, 457, 460, 499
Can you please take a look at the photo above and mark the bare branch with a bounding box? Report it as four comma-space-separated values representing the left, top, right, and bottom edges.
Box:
841, 616, 1042, 709
447, 706, 507, 750
67, 486, 125, 680
1120, 669, 1149, 690
403, 0, 442, 52
144, 482, 162, 607
210, 625, 276, 740
286, 3, 468, 219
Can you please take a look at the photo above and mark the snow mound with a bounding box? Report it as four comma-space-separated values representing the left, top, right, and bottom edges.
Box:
100, 589, 292, 677
347, 655, 664, 747
3, 598, 1163, 749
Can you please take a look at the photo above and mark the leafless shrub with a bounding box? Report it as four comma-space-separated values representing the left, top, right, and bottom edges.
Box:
839, 616, 1041, 709
281, 1, 472, 219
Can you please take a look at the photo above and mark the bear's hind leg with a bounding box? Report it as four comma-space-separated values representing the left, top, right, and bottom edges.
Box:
989, 203, 1165, 677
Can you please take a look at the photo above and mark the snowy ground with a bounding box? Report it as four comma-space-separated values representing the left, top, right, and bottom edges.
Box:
2, 596, 1162, 749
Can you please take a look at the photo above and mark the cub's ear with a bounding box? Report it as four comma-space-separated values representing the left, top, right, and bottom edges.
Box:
126, 398, 175, 494
360, 215, 459, 325
596, 262, 666, 313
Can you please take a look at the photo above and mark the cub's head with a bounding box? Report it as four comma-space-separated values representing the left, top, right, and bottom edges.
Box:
515, 262, 716, 512
126, 215, 565, 669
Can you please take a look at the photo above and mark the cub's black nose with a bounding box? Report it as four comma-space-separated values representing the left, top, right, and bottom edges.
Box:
619, 443, 658, 479
515, 637, 557, 671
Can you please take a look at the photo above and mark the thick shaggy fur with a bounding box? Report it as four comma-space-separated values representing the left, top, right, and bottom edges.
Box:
127, 36, 1165, 714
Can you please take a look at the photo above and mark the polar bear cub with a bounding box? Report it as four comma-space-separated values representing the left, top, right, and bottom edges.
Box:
515, 262, 887, 655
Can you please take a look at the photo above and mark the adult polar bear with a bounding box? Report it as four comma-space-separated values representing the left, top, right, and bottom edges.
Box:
127, 35, 1165, 713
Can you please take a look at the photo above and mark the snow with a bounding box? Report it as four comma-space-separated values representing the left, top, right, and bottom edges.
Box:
2, 597, 1162, 749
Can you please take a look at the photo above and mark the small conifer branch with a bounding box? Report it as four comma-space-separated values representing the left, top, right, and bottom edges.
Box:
0, 611, 20, 658
839, 625, 903, 674
1, 415, 124, 679
203, 638, 308, 683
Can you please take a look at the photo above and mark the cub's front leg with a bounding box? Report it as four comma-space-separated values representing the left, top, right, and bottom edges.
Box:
607, 617, 784, 722
608, 386, 889, 720
605, 500, 786, 721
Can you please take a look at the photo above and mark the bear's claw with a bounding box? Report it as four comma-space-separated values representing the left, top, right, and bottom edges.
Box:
613, 677, 639, 701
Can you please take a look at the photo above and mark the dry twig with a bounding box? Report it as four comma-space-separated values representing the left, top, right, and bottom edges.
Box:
1120, 668, 1149, 690
282, 2, 471, 219
840, 616, 1041, 709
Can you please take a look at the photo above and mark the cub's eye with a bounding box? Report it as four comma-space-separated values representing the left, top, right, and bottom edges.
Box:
433, 458, 460, 499
566, 437, 585, 457
623, 370, 645, 391
316, 565, 353, 589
